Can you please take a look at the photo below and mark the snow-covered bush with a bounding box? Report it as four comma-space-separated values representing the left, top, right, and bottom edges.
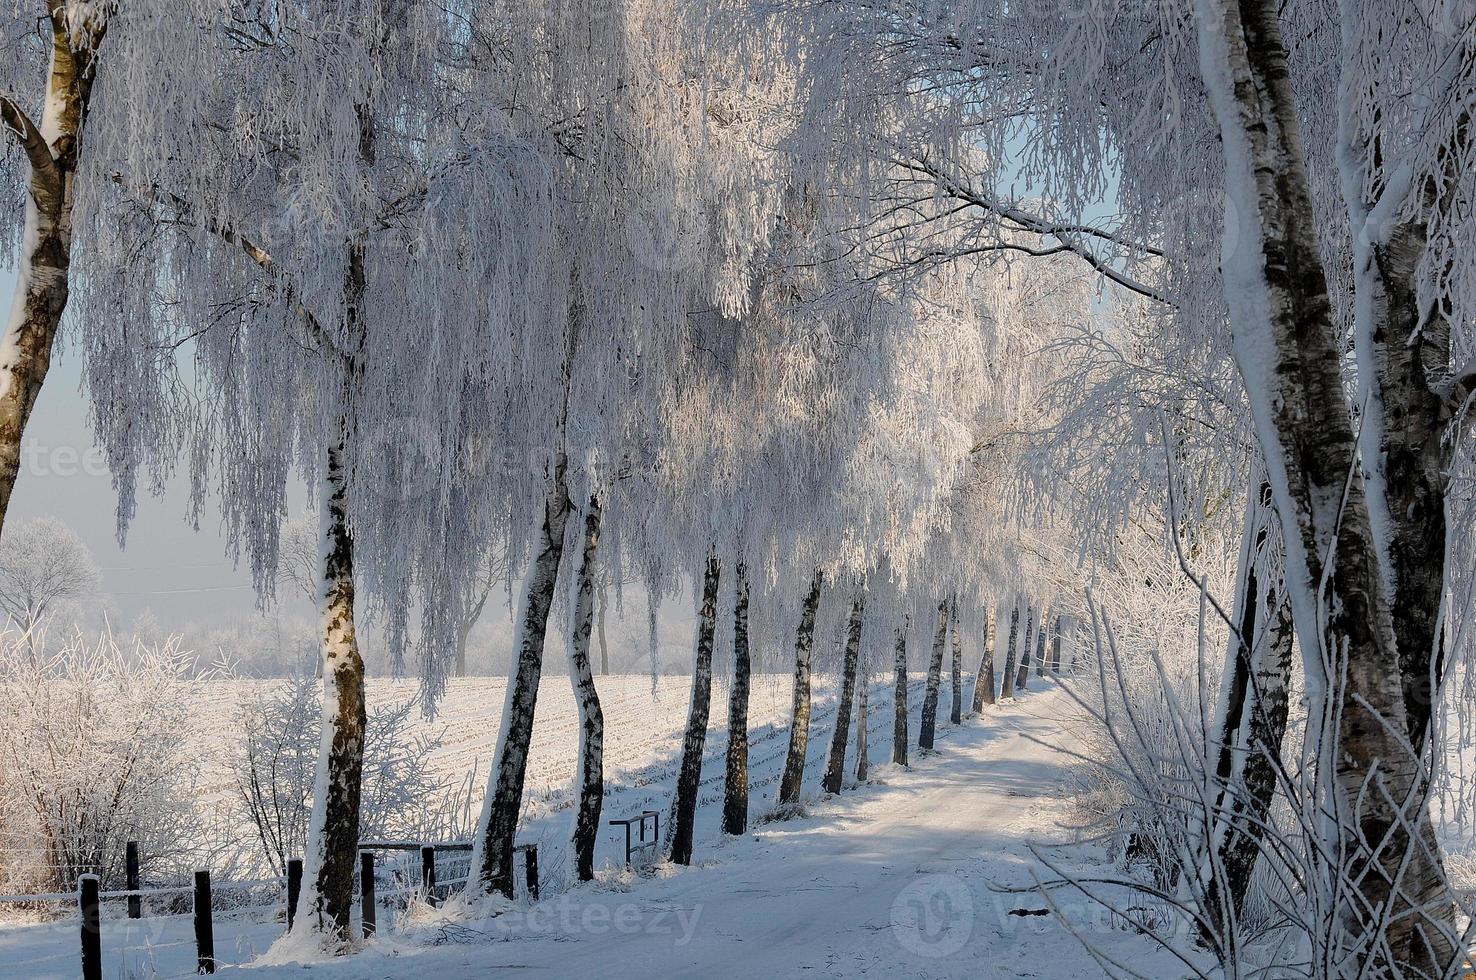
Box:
0, 629, 201, 895
231, 676, 448, 875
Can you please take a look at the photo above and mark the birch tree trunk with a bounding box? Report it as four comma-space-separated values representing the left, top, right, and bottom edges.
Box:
565, 496, 604, 881
471, 458, 570, 898
1030, 619, 1046, 682
948, 598, 962, 724
778, 568, 824, 805
0, 7, 108, 533
971, 610, 996, 712
294, 439, 366, 938
668, 553, 720, 865
722, 563, 751, 836
854, 646, 869, 783
1345, 114, 1472, 749
295, 87, 377, 939
1049, 616, 1062, 673
822, 596, 864, 794
1036, 611, 1050, 678
1015, 607, 1034, 693
1196, 0, 1458, 968
892, 621, 909, 766
1204, 486, 1294, 937
597, 582, 610, 675
999, 605, 1020, 701
918, 601, 947, 750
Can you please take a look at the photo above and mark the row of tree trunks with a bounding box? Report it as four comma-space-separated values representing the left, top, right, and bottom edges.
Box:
918, 601, 948, 750
1196, 0, 1458, 969
971, 610, 996, 712
564, 497, 605, 881
779, 569, 824, 805
472, 456, 571, 898
0, 6, 109, 535
948, 599, 963, 724
999, 605, 1021, 701
722, 564, 752, 835
668, 554, 720, 865
892, 622, 909, 766
822, 596, 865, 793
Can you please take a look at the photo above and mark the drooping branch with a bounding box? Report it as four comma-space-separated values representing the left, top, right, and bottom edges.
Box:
0, 95, 59, 198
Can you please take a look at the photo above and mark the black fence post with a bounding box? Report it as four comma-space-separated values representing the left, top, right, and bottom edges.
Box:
125, 841, 141, 920
360, 851, 376, 938
522, 846, 539, 902
420, 845, 436, 907
286, 858, 303, 931
79, 874, 101, 980
194, 870, 215, 974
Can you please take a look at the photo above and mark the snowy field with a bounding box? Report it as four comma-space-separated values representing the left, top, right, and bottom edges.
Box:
0, 672, 1170, 978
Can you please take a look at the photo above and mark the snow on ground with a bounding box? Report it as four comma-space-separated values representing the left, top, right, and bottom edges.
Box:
0, 678, 1185, 979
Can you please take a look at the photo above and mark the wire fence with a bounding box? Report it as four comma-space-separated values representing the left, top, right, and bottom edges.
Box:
0, 837, 535, 979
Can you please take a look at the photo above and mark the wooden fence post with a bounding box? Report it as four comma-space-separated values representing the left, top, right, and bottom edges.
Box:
79, 874, 101, 980
125, 841, 141, 919
360, 851, 376, 937
420, 845, 436, 907
194, 870, 214, 974
286, 858, 302, 931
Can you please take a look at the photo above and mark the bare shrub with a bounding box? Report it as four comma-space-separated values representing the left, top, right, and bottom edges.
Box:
0, 629, 201, 895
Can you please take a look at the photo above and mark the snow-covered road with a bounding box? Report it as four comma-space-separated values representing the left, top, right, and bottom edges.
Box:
224, 683, 1181, 979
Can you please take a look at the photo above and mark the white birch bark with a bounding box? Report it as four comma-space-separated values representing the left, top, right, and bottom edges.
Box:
565, 495, 604, 881
294, 437, 366, 939
892, 620, 909, 766
999, 604, 1020, 701
971, 609, 996, 712
778, 568, 824, 805
822, 595, 863, 794
1195, 0, 1458, 967
668, 553, 720, 865
469, 456, 570, 898
918, 600, 947, 750
948, 598, 962, 724
722, 562, 751, 835
0, 5, 109, 531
